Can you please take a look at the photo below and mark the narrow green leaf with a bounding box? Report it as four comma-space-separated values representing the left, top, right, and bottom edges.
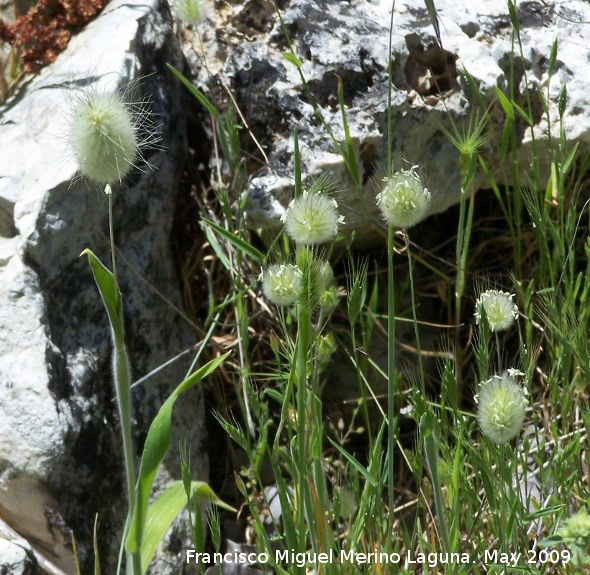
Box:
512, 101, 532, 126
126, 353, 230, 555
494, 86, 515, 121
203, 224, 231, 270
548, 38, 558, 77
167, 64, 220, 120
327, 438, 377, 486
178, 353, 230, 395
424, 0, 443, 48
140, 480, 236, 573
537, 535, 563, 547
81, 249, 121, 325
523, 504, 565, 522
507, 0, 520, 33
269, 455, 298, 550
202, 218, 264, 264
281, 51, 302, 68
563, 141, 579, 174
234, 472, 248, 499
537, 88, 549, 118
500, 121, 512, 159
558, 84, 567, 118
420, 411, 451, 555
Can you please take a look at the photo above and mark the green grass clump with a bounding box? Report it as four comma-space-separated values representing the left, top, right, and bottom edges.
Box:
169, 2, 590, 570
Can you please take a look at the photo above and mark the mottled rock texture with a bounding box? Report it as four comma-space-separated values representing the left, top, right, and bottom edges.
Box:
0, 0, 202, 572
185, 0, 590, 245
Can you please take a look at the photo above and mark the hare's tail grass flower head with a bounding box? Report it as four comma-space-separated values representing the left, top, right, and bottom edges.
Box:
68, 88, 146, 186
475, 370, 527, 444
281, 191, 344, 245
475, 289, 518, 332
262, 264, 303, 306
172, 0, 205, 23
376, 165, 431, 228
553, 507, 590, 550
296, 248, 334, 311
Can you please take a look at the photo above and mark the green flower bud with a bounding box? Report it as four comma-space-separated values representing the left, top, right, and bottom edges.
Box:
296, 248, 334, 311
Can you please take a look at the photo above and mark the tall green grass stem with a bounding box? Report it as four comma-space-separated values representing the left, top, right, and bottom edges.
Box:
387, 224, 396, 526
108, 189, 118, 288
454, 185, 476, 392
404, 232, 426, 413
296, 303, 311, 552
104, 194, 139, 574
420, 412, 452, 555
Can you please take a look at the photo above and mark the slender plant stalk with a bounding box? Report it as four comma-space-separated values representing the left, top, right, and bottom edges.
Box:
404, 232, 426, 413
107, 188, 118, 287
113, 326, 140, 575
387, 223, 396, 526
454, 183, 476, 394
386, 0, 397, 536
296, 303, 311, 553
105, 189, 139, 575
421, 412, 452, 556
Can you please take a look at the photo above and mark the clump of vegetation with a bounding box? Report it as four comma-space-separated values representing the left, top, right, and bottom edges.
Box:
166, 0, 590, 573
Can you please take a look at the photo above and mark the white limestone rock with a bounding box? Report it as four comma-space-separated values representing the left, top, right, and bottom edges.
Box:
185, 0, 590, 245
0, 0, 204, 572
0, 537, 36, 575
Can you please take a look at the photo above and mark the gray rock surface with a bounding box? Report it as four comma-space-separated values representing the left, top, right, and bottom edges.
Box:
0, 537, 36, 575
184, 0, 590, 245
0, 0, 203, 572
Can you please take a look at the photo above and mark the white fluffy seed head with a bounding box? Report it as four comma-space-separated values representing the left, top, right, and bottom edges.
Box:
262, 264, 303, 306
68, 89, 139, 185
281, 192, 344, 245
376, 166, 431, 228
475, 371, 527, 444
475, 289, 518, 332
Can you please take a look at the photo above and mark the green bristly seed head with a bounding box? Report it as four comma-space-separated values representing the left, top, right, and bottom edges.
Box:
295, 248, 334, 311
475, 370, 527, 444
172, 0, 205, 23
69, 90, 138, 185
555, 507, 590, 548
